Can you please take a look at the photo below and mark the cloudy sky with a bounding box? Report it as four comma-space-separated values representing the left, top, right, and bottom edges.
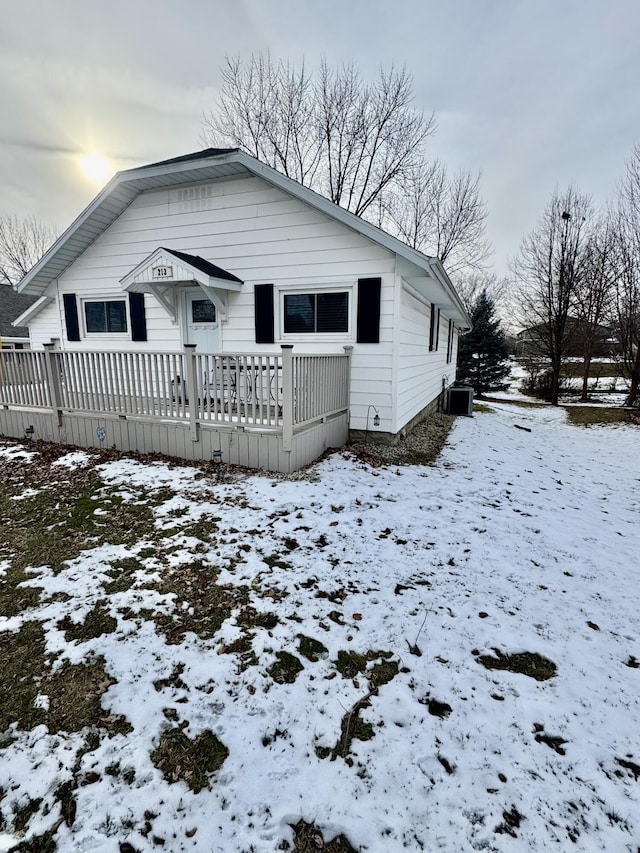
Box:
1, 0, 638, 276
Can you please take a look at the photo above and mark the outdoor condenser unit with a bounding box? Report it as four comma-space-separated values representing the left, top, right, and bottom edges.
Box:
446, 386, 474, 416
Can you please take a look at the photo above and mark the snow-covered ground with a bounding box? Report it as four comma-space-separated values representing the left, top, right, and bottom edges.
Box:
1, 401, 639, 852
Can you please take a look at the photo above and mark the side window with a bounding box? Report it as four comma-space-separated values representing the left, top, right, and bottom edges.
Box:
447, 319, 454, 363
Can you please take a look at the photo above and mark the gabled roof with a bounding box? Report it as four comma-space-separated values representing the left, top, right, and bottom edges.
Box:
162, 248, 243, 284
0, 284, 38, 339
17, 148, 471, 327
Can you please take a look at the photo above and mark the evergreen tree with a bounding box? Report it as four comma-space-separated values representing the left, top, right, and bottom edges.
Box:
456, 290, 511, 396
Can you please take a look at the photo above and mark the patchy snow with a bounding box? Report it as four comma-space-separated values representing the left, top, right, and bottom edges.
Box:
0, 444, 37, 462
0, 402, 639, 851
96, 457, 204, 491
51, 451, 94, 469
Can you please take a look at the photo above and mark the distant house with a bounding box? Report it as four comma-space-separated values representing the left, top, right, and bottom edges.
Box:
0, 284, 37, 349
2, 148, 471, 472
515, 318, 617, 358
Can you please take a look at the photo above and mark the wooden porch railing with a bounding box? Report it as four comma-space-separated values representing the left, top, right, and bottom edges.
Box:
0, 345, 352, 451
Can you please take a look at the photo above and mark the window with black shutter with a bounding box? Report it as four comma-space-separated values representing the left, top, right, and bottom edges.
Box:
283, 291, 349, 334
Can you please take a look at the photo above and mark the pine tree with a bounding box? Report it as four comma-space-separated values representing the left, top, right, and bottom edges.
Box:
456, 290, 511, 396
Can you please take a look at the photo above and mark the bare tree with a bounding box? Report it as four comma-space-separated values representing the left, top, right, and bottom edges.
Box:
612, 215, 640, 406
451, 270, 510, 313
202, 54, 322, 187
614, 144, 640, 405
572, 215, 616, 401
386, 161, 491, 273
202, 54, 489, 271
512, 187, 592, 405
0, 215, 57, 287
316, 61, 435, 217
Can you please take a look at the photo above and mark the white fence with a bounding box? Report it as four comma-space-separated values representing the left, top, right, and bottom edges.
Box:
0, 345, 352, 460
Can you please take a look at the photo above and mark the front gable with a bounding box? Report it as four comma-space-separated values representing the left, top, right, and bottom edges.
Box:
120, 247, 243, 325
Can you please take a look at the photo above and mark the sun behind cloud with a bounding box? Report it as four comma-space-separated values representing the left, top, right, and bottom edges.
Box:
80, 152, 113, 185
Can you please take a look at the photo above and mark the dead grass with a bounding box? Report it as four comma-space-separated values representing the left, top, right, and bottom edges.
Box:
290, 820, 357, 852
151, 560, 250, 644
268, 651, 304, 684
0, 618, 130, 735
562, 362, 621, 379
150, 728, 229, 793
476, 649, 557, 681
0, 465, 157, 575
58, 602, 118, 642
564, 406, 631, 426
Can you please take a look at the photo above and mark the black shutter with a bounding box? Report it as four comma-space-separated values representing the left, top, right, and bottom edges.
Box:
63, 294, 80, 341
356, 277, 381, 344
429, 304, 440, 352
129, 292, 147, 342
255, 283, 274, 344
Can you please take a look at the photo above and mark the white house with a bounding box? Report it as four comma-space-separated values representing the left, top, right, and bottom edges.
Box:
4, 148, 470, 471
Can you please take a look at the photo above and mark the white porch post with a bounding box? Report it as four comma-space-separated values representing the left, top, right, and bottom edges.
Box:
43, 341, 62, 426
281, 344, 294, 452
343, 345, 353, 426
184, 344, 199, 442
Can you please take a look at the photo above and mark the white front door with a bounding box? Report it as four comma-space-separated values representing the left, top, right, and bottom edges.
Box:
183, 288, 220, 352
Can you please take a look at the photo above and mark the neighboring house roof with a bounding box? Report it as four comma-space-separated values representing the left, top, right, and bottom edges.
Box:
16, 148, 471, 327
0, 284, 38, 340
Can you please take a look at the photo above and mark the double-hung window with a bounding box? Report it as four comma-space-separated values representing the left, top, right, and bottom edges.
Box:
84, 300, 128, 334
283, 291, 349, 334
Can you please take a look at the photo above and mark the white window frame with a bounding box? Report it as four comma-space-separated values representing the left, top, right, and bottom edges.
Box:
81, 297, 130, 339
278, 284, 353, 341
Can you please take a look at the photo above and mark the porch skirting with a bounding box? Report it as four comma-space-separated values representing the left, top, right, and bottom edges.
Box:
0, 407, 348, 475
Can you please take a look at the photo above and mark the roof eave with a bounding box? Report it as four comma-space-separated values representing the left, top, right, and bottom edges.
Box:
16, 147, 471, 324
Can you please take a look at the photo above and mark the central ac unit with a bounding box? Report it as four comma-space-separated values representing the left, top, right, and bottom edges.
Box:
446, 386, 474, 416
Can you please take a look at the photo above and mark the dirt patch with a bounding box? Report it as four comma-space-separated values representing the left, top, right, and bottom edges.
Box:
347, 412, 455, 466
495, 805, 525, 837
152, 561, 249, 644
477, 649, 557, 681
150, 728, 229, 793
317, 696, 375, 765
533, 723, 567, 755
334, 650, 367, 679
268, 651, 305, 684
297, 634, 329, 661
420, 697, 453, 719
290, 819, 357, 852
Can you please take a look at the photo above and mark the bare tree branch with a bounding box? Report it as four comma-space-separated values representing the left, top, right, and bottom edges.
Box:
201, 54, 488, 275
0, 215, 58, 287
511, 187, 593, 405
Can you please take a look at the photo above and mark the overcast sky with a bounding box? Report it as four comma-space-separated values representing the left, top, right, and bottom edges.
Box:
1, 0, 638, 277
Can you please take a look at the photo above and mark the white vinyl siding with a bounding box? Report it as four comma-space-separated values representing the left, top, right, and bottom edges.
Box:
26, 172, 463, 435
395, 283, 457, 432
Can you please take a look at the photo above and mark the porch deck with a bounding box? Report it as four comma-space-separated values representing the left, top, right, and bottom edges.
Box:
0, 346, 352, 473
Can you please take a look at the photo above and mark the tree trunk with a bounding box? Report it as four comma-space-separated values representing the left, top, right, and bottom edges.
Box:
625, 347, 640, 407
550, 361, 561, 406
580, 350, 593, 403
